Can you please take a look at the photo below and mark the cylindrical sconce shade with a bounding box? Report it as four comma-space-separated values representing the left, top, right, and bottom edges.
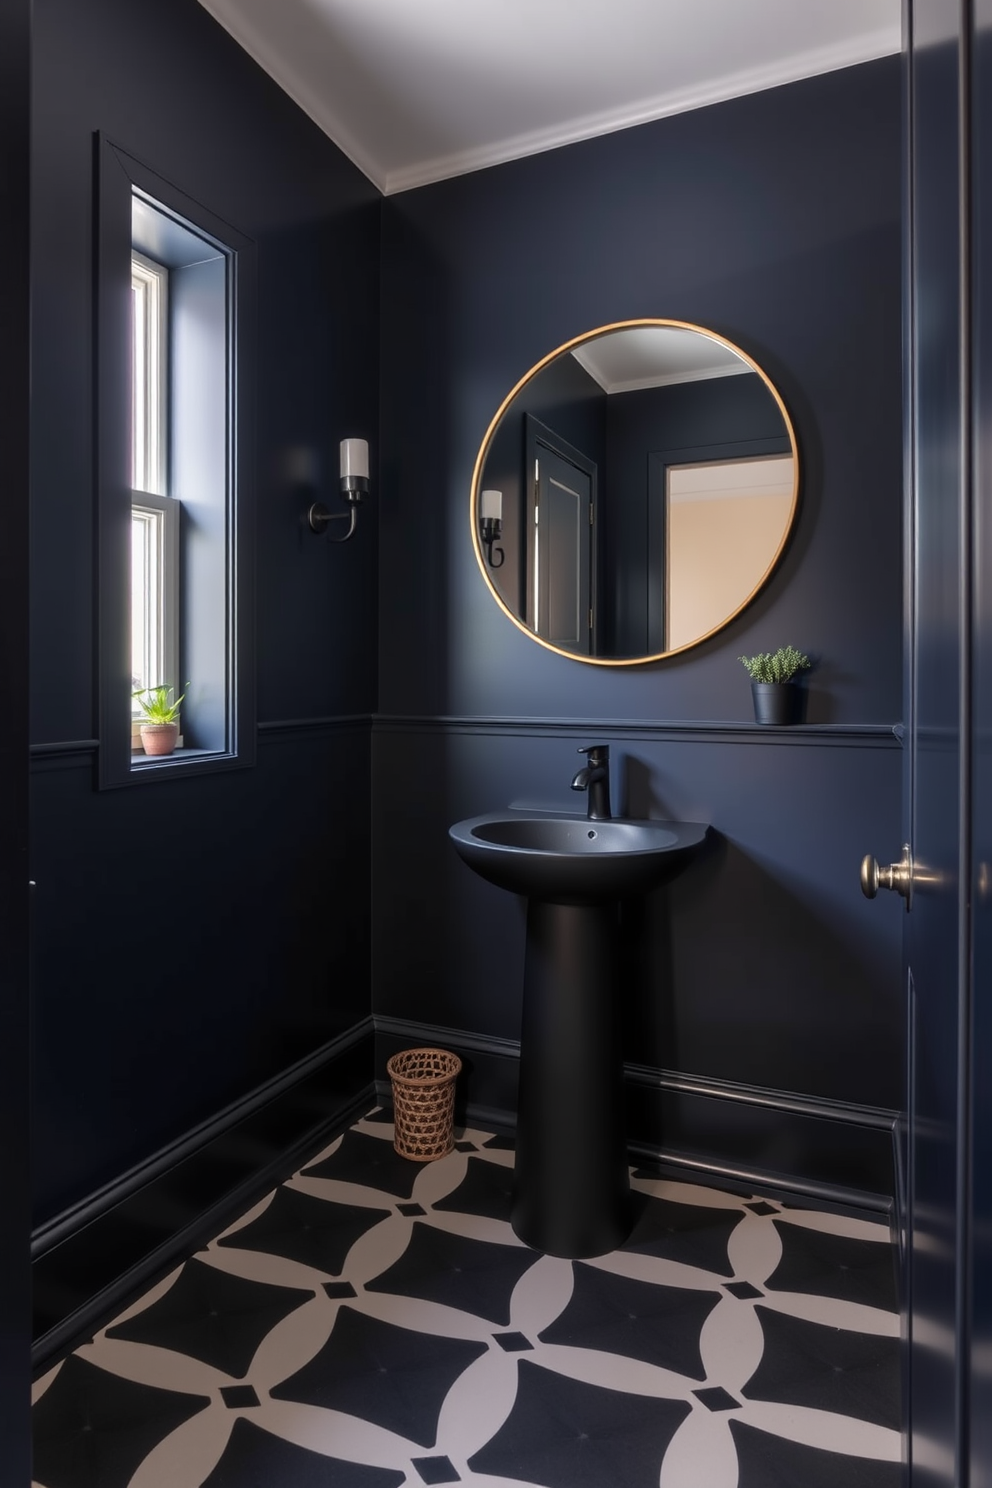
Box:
481, 489, 503, 521
340, 438, 369, 480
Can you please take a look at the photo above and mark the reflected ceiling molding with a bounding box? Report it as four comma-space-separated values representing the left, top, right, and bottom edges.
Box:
571, 327, 752, 394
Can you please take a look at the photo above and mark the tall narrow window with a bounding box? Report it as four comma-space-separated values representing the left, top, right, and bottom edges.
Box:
97, 138, 256, 788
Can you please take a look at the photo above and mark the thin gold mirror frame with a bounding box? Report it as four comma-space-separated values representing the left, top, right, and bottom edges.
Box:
470, 317, 800, 666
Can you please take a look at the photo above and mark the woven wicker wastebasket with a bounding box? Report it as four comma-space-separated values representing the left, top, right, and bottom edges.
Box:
387, 1047, 462, 1161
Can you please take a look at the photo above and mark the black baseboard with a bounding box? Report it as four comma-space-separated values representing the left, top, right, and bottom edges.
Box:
32, 1019, 375, 1371
374, 1015, 897, 1215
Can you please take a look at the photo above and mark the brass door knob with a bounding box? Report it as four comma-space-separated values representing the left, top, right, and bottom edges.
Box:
861, 844, 913, 908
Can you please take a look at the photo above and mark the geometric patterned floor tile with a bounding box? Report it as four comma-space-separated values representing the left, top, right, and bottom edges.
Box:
268, 1305, 489, 1447
197, 1417, 407, 1488
33, 1110, 903, 1488
31, 1355, 210, 1488
363, 1221, 536, 1326
724, 1280, 764, 1300
478, 1133, 516, 1152
765, 1218, 899, 1312
466, 1358, 693, 1488
214, 1184, 392, 1274
622, 1191, 742, 1276
410, 1454, 461, 1484
103, 1257, 313, 1379
537, 1262, 721, 1379
219, 1384, 260, 1408
743, 1305, 902, 1430
730, 1419, 905, 1488
694, 1385, 742, 1411
301, 1130, 422, 1199
494, 1331, 534, 1353
431, 1154, 515, 1222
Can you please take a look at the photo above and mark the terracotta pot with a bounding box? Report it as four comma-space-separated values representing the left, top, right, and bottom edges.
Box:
140, 721, 179, 756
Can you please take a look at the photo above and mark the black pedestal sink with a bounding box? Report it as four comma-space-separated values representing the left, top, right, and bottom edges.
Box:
449, 811, 707, 1258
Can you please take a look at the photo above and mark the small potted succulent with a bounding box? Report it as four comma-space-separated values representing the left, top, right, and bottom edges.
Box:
738, 647, 811, 725
132, 685, 185, 756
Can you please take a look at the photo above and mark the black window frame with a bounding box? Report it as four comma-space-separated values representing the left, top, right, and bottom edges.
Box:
95, 135, 256, 788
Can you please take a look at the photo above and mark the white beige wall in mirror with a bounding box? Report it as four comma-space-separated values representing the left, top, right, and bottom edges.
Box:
471, 319, 799, 665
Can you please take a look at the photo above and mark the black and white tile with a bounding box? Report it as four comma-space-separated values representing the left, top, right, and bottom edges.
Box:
33, 1111, 903, 1487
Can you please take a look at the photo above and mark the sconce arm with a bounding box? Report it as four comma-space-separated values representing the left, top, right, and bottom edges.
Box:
308, 502, 359, 542
479, 515, 505, 568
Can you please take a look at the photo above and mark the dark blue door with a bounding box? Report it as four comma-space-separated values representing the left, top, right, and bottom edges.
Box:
968, 1, 992, 1478
907, 1, 992, 1481
907, 4, 964, 1480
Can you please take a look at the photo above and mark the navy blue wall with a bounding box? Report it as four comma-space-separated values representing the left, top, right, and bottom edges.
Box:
376, 58, 906, 1182
2, 0, 35, 1456
28, 19, 907, 1231
30, 0, 380, 1223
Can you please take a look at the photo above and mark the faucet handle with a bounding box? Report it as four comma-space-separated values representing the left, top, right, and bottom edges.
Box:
577, 744, 610, 761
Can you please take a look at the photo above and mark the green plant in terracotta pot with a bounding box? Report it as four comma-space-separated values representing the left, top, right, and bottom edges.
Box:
738, 647, 811, 725
132, 684, 186, 756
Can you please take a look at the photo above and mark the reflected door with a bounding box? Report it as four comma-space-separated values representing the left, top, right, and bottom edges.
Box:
529, 438, 594, 655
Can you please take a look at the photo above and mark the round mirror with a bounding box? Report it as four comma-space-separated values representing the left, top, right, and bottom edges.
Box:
471, 319, 799, 664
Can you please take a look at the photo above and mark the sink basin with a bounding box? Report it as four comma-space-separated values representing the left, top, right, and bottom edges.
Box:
449, 811, 707, 902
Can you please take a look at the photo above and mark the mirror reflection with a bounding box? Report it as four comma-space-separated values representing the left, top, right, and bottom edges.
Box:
472, 320, 799, 663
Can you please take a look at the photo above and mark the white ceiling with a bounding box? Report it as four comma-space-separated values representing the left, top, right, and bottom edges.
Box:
196, 0, 902, 196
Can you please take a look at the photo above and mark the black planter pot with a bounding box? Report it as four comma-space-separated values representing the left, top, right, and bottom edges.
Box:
751, 681, 805, 725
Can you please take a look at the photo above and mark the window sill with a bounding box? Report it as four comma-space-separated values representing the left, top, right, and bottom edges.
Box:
131, 747, 226, 766
129, 747, 237, 779
96, 741, 252, 788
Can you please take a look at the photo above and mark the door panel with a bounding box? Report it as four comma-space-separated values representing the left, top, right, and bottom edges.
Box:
534, 445, 593, 654
970, 1, 992, 1476
908, 1, 978, 1482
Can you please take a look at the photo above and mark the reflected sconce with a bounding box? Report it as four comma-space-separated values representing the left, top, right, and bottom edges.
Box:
308, 438, 370, 542
479, 488, 504, 568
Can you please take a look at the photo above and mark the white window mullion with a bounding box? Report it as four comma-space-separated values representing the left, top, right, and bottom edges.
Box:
131, 246, 178, 746
131, 251, 167, 497
131, 507, 162, 703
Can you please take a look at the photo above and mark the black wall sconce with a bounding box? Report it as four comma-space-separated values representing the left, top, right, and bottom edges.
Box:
308, 438, 370, 542
479, 488, 504, 568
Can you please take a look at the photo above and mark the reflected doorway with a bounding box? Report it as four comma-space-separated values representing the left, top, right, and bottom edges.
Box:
661, 454, 794, 652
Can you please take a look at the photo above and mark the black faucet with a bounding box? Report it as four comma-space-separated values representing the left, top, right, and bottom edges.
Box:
571, 744, 612, 820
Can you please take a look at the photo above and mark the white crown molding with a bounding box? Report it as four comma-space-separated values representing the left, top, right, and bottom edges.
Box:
382, 27, 900, 194
198, 2, 900, 199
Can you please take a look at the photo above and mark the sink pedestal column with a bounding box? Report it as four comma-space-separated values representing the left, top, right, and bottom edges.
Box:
512, 898, 631, 1258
